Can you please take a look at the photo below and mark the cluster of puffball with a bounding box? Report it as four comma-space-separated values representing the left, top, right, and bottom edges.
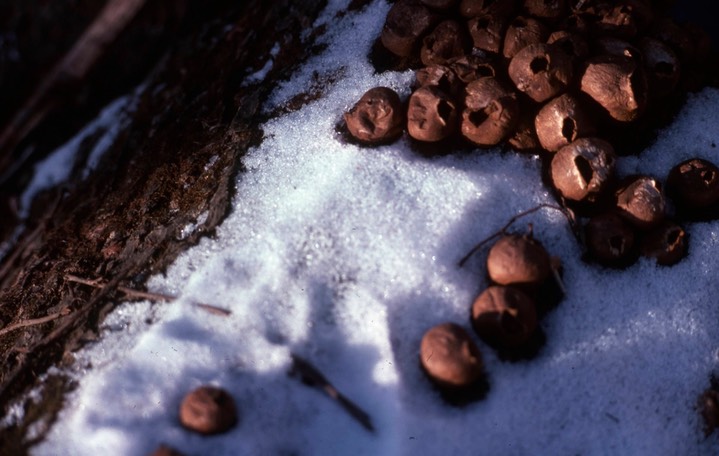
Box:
419, 233, 562, 404
343, 0, 718, 268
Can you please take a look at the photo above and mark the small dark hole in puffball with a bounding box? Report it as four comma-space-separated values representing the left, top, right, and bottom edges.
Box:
477, 18, 490, 29
530, 57, 549, 73
513, 17, 527, 28
702, 170, 716, 185
655, 61, 674, 75
609, 235, 625, 253
574, 155, 594, 185
438, 74, 451, 93
562, 117, 576, 141
438, 100, 452, 122
559, 41, 575, 56
500, 312, 521, 334
630, 68, 644, 99
469, 109, 488, 126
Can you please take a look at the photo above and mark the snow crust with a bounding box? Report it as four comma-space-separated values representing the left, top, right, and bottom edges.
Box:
35, 1, 719, 455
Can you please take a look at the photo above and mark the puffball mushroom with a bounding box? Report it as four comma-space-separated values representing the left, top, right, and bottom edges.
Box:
461, 77, 519, 146
550, 137, 617, 204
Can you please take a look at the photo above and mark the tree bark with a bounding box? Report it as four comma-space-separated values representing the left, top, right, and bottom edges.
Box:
0, 0, 332, 451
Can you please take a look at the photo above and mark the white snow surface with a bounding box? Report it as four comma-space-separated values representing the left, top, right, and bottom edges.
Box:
35, 1, 719, 455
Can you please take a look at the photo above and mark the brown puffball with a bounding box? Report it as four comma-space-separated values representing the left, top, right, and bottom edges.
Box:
522, 0, 567, 23
419, 0, 458, 11
503, 16, 548, 59
651, 17, 694, 63
461, 77, 519, 146
459, 0, 517, 19
584, 212, 636, 266
471, 286, 538, 349
344, 87, 405, 145
640, 220, 687, 266
592, 2, 643, 39
666, 158, 719, 209
508, 104, 542, 152
407, 86, 458, 142
448, 55, 498, 84
550, 137, 616, 203
535, 94, 595, 152
639, 37, 681, 99
415, 64, 463, 97
548, 31, 589, 63
179, 386, 238, 435
380, 0, 439, 57
593, 36, 642, 60
699, 388, 719, 437
580, 55, 648, 122
615, 176, 666, 229
468, 14, 506, 54
420, 322, 485, 389
421, 20, 470, 66
508, 43, 573, 103
487, 234, 551, 288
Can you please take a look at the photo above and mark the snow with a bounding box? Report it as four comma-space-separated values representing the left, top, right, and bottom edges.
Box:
32, 1, 719, 455
20, 84, 144, 215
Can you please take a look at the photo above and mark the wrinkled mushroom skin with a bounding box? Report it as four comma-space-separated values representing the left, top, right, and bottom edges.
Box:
344, 87, 405, 145
381, 0, 439, 57
471, 285, 538, 348
421, 20, 471, 66
508, 104, 542, 152
522, 0, 567, 23
420, 323, 485, 388
666, 158, 719, 209
550, 137, 616, 203
508, 43, 573, 103
461, 77, 519, 146
593, 37, 642, 60
535, 93, 595, 152
651, 17, 694, 63
459, 0, 518, 19
640, 220, 687, 266
548, 30, 589, 63
615, 176, 666, 229
639, 37, 680, 99
407, 86, 459, 142
419, 0, 459, 11
580, 55, 648, 122
468, 14, 507, 54
584, 212, 636, 266
592, 2, 641, 39
415, 64, 463, 97
448, 55, 498, 84
503, 16, 548, 59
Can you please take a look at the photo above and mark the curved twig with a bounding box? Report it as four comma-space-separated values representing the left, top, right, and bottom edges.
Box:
458, 203, 575, 267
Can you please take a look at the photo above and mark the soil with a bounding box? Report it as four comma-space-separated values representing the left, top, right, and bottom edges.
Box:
0, 0, 339, 452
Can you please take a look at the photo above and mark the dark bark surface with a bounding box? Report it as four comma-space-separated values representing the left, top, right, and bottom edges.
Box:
0, 0, 337, 452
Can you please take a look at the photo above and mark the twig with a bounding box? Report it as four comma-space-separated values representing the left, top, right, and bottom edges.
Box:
194, 302, 232, 316
289, 353, 374, 432
550, 263, 567, 296
0, 308, 71, 337
458, 204, 573, 267
64, 274, 231, 316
